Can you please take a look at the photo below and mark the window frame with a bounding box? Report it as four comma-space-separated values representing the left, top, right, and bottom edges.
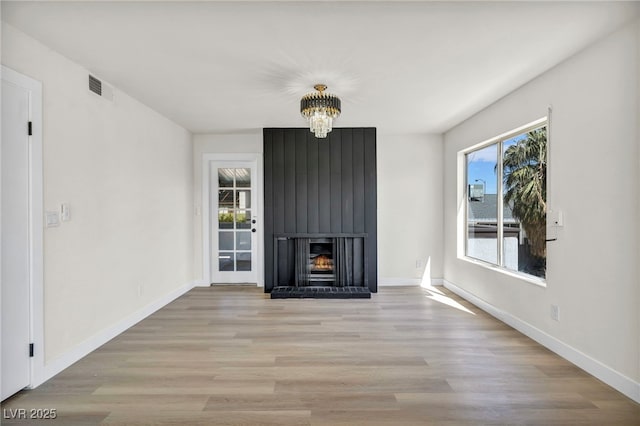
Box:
461, 117, 548, 285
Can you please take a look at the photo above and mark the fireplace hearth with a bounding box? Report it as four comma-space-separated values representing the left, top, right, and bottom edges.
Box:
270, 286, 371, 299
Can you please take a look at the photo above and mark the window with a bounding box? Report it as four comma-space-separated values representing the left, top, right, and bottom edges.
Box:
465, 121, 547, 280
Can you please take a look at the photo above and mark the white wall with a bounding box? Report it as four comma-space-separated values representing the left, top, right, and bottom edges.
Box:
2, 25, 194, 365
443, 21, 639, 396
377, 133, 444, 284
193, 131, 445, 287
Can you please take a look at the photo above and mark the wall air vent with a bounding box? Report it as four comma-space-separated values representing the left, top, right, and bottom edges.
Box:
89, 74, 102, 95
88, 74, 114, 101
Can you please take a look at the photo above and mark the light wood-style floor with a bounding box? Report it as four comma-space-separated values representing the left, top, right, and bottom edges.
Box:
2, 286, 639, 425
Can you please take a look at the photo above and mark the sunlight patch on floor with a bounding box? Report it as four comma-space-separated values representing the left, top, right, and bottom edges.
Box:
418, 257, 475, 315
423, 287, 476, 315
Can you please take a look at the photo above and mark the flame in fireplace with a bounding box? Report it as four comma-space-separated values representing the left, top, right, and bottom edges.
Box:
313, 254, 333, 270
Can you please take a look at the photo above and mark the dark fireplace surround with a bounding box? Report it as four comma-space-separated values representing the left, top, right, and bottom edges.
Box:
263, 128, 377, 294
273, 233, 368, 288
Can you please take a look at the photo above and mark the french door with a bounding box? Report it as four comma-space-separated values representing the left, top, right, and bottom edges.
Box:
210, 161, 258, 283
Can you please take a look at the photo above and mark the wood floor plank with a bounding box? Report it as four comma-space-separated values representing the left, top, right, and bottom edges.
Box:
102, 410, 311, 426
1, 285, 638, 425
203, 393, 397, 412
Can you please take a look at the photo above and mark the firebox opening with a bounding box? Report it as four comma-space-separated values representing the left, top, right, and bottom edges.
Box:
309, 239, 334, 284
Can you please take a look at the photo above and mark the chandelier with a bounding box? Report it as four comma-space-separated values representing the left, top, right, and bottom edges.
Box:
300, 84, 341, 138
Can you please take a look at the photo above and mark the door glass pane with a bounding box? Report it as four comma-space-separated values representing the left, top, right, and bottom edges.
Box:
236, 210, 251, 229
236, 232, 251, 250
219, 190, 234, 209
236, 190, 251, 209
218, 168, 234, 187
218, 209, 234, 229
214, 165, 254, 277
218, 232, 234, 250
236, 168, 251, 188
219, 252, 234, 271
237, 252, 251, 271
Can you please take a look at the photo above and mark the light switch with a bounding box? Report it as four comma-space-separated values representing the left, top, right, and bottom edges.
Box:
61, 203, 70, 221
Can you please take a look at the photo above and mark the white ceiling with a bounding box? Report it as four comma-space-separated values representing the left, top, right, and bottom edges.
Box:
2, 1, 638, 134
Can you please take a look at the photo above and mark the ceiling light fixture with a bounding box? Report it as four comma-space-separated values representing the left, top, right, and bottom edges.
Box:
300, 84, 341, 138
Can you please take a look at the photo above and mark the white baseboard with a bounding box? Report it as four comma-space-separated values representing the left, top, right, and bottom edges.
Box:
194, 279, 211, 287
378, 277, 420, 286
378, 277, 444, 287
443, 280, 640, 404
32, 281, 197, 388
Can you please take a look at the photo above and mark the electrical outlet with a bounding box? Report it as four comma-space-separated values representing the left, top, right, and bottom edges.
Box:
137, 284, 143, 297
416, 259, 423, 268
550, 304, 559, 321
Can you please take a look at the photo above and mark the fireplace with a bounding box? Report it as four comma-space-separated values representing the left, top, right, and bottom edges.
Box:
309, 239, 335, 284
273, 234, 367, 288
263, 127, 377, 293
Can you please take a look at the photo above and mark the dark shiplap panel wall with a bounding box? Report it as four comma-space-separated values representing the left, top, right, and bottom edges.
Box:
264, 128, 377, 292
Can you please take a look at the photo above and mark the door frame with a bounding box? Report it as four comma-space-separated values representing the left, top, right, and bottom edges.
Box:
1, 66, 44, 391
201, 153, 263, 287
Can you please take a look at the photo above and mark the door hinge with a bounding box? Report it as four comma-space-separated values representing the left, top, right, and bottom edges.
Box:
28, 121, 32, 136
29, 343, 34, 357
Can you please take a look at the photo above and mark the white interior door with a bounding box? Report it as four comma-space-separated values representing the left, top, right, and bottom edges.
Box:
1, 77, 32, 400
210, 161, 258, 283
